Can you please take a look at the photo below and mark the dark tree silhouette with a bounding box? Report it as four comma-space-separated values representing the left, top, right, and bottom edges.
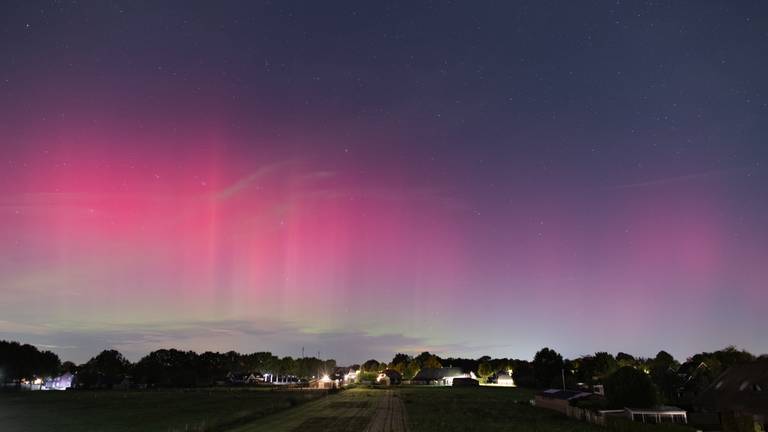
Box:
0, 340, 61, 385
390, 353, 411, 368
533, 347, 564, 388
616, 352, 635, 367
653, 350, 676, 367
605, 366, 658, 408
593, 352, 618, 378
78, 349, 130, 389
134, 349, 197, 387
361, 359, 382, 372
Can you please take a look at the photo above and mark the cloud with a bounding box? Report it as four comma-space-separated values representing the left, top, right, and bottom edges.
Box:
35, 343, 78, 350
0, 320, 52, 335
0, 319, 458, 365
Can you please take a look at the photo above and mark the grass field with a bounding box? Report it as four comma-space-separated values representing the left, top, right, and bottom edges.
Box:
0, 386, 697, 432
230, 387, 385, 432
399, 386, 605, 432
0, 388, 326, 432
231, 385, 605, 432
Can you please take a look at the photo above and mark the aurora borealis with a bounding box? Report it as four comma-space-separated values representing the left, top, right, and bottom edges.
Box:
1, 1, 767, 364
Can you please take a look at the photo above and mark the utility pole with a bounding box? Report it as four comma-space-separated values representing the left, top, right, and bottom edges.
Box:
561, 369, 566, 390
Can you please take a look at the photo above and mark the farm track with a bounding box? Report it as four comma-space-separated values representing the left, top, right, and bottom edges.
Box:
362, 390, 408, 432
229, 387, 402, 432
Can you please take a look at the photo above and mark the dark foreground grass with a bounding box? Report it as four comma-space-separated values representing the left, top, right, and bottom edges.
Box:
230, 387, 382, 432
0, 388, 325, 432
400, 386, 604, 432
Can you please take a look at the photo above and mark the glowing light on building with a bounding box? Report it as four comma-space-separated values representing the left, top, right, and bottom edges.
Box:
44, 373, 74, 391
344, 369, 360, 384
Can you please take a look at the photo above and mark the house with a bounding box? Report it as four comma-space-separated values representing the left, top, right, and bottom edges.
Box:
263, 373, 298, 384
535, 389, 594, 414
377, 369, 402, 385
332, 366, 360, 385
411, 367, 472, 385
18, 377, 45, 391
44, 373, 74, 391
678, 360, 709, 379
493, 370, 516, 387
677, 360, 710, 401
694, 360, 768, 431
227, 371, 263, 384
315, 374, 337, 389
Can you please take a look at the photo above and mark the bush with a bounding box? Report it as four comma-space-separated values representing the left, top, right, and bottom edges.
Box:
358, 372, 378, 383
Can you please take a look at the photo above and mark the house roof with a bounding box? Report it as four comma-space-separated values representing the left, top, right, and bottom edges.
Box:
677, 361, 707, 376
496, 371, 514, 380
381, 369, 402, 378
412, 367, 465, 381
228, 371, 261, 379
695, 360, 768, 416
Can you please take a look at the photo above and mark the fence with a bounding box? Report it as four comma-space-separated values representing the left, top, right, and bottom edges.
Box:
565, 406, 698, 432
565, 405, 621, 426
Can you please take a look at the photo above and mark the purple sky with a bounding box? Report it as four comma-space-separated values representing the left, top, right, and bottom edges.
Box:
0, 1, 766, 364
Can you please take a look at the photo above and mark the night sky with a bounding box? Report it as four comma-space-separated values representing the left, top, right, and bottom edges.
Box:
1, 1, 766, 364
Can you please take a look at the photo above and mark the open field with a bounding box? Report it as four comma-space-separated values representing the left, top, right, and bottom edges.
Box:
1, 386, 697, 432
230, 386, 407, 432
399, 386, 695, 432
399, 386, 604, 432
0, 388, 326, 432
234, 385, 600, 432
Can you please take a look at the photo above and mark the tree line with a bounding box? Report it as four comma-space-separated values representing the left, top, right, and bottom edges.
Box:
1, 338, 762, 403
359, 345, 762, 408
0, 341, 62, 383
0, 340, 336, 389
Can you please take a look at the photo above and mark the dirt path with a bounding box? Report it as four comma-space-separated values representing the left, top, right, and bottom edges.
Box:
362, 390, 408, 432
230, 387, 387, 432
228, 388, 409, 432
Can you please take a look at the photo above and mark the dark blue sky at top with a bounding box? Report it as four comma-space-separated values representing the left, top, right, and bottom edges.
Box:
4, 1, 766, 174
6, 0, 766, 251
